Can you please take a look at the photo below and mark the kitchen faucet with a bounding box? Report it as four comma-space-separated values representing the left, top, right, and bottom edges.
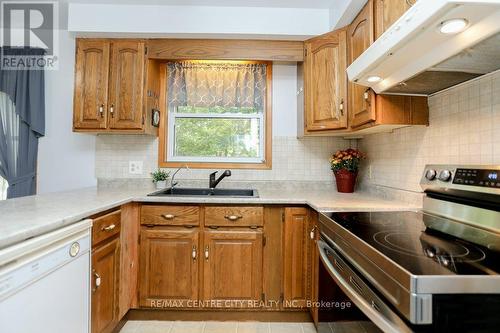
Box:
209, 170, 232, 189
170, 164, 189, 189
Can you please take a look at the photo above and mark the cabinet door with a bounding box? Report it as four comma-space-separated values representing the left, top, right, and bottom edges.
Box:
108, 41, 145, 130
374, 0, 413, 39
348, 0, 376, 128
283, 207, 309, 308
92, 238, 120, 333
304, 30, 348, 131
307, 211, 319, 325
73, 40, 110, 130
139, 228, 199, 306
203, 230, 263, 305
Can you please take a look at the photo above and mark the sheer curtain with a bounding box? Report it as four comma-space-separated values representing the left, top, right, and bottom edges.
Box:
0, 92, 19, 199
167, 62, 267, 110
0, 47, 45, 199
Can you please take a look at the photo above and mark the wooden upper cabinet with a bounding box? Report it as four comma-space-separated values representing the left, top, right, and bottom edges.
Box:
73, 39, 156, 134
203, 230, 263, 305
374, 0, 413, 39
348, 0, 376, 128
108, 41, 145, 130
139, 228, 199, 306
283, 207, 309, 308
304, 29, 348, 131
73, 40, 110, 130
92, 237, 120, 333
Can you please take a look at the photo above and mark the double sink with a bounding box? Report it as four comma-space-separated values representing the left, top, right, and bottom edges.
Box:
148, 169, 258, 198
149, 187, 259, 198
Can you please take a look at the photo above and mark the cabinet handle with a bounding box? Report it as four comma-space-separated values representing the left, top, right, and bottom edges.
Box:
224, 215, 242, 221
339, 99, 344, 116
98, 104, 104, 117
101, 224, 116, 231
363, 89, 370, 101
364, 89, 372, 106
161, 214, 175, 220
93, 271, 101, 292
192, 245, 197, 261
204, 246, 209, 260
110, 104, 114, 117
310, 226, 317, 240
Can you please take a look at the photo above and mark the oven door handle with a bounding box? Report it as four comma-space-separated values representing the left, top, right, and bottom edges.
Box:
318, 240, 412, 333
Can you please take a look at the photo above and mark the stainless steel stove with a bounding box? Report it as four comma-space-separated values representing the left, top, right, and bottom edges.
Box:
317, 165, 500, 333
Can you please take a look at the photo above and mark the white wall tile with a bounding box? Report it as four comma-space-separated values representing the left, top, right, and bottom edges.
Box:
95, 136, 352, 182
360, 71, 500, 193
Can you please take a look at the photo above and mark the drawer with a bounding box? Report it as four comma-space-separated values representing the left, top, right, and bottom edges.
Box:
204, 206, 264, 227
92, 210, 121, 245
141, 205, 200, 226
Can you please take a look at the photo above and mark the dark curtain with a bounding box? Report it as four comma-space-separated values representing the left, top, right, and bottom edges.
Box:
0, 47, 45, 198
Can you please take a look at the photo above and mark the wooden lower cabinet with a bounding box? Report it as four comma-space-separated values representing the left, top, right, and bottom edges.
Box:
135, 204, 314, 313
92, 237, 120, 333
282, 207, 309, 308
203, 230, 263, 305
139, 228, 199, 307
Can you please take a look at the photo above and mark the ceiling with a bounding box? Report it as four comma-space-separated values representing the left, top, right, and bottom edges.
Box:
62, 0, 335, 8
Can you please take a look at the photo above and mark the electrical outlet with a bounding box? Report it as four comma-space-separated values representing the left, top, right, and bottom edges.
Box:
129, 161, 143, 175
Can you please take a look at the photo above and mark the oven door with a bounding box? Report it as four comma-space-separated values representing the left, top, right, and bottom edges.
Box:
318, 233, 412, 333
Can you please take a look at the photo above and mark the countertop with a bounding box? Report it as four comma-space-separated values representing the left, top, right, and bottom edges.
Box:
0, 185, 421, 250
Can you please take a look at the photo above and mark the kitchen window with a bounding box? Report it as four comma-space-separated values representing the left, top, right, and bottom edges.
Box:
159, 61, 272, 169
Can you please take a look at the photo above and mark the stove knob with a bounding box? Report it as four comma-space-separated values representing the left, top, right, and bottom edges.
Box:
438, 169, 452, 182
425, 169, 437, 181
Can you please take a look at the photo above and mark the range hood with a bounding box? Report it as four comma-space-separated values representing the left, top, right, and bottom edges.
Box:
346, 0, 500, 96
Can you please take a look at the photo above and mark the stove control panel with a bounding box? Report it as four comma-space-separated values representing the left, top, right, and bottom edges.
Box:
453, 168, 500, 188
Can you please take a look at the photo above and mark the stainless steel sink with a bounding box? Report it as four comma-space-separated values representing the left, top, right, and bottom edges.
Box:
148, 187, 259, 197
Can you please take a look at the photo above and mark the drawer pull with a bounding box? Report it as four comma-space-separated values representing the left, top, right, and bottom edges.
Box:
162, 214, 176, 220
224, 215, 243, 221
102, 224, 116, 231
192, 245, 197, 261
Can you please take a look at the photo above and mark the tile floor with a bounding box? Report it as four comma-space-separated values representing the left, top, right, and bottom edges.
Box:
120, 321, 315, 333
120, 320, 379, 333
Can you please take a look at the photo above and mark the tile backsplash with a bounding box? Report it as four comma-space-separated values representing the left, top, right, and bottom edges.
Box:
96, 136, 354, 183
359, 70, 500, 193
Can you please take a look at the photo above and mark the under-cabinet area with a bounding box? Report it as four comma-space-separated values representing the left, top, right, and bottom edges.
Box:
89, 204, 319, 333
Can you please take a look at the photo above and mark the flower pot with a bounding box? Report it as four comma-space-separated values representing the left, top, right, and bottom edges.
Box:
334, 169, 358, 193
155, 180, 167, 189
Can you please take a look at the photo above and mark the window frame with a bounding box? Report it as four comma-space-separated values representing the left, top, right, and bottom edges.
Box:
158, 60, 273, 170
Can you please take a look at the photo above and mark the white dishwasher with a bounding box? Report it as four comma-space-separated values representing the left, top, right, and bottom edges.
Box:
0, 220, 92, 333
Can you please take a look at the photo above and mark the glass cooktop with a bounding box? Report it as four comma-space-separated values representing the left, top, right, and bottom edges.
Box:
324, 211, 500, 276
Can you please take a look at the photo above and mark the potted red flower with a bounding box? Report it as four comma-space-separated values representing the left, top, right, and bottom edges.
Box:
330, 149, 365, 193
